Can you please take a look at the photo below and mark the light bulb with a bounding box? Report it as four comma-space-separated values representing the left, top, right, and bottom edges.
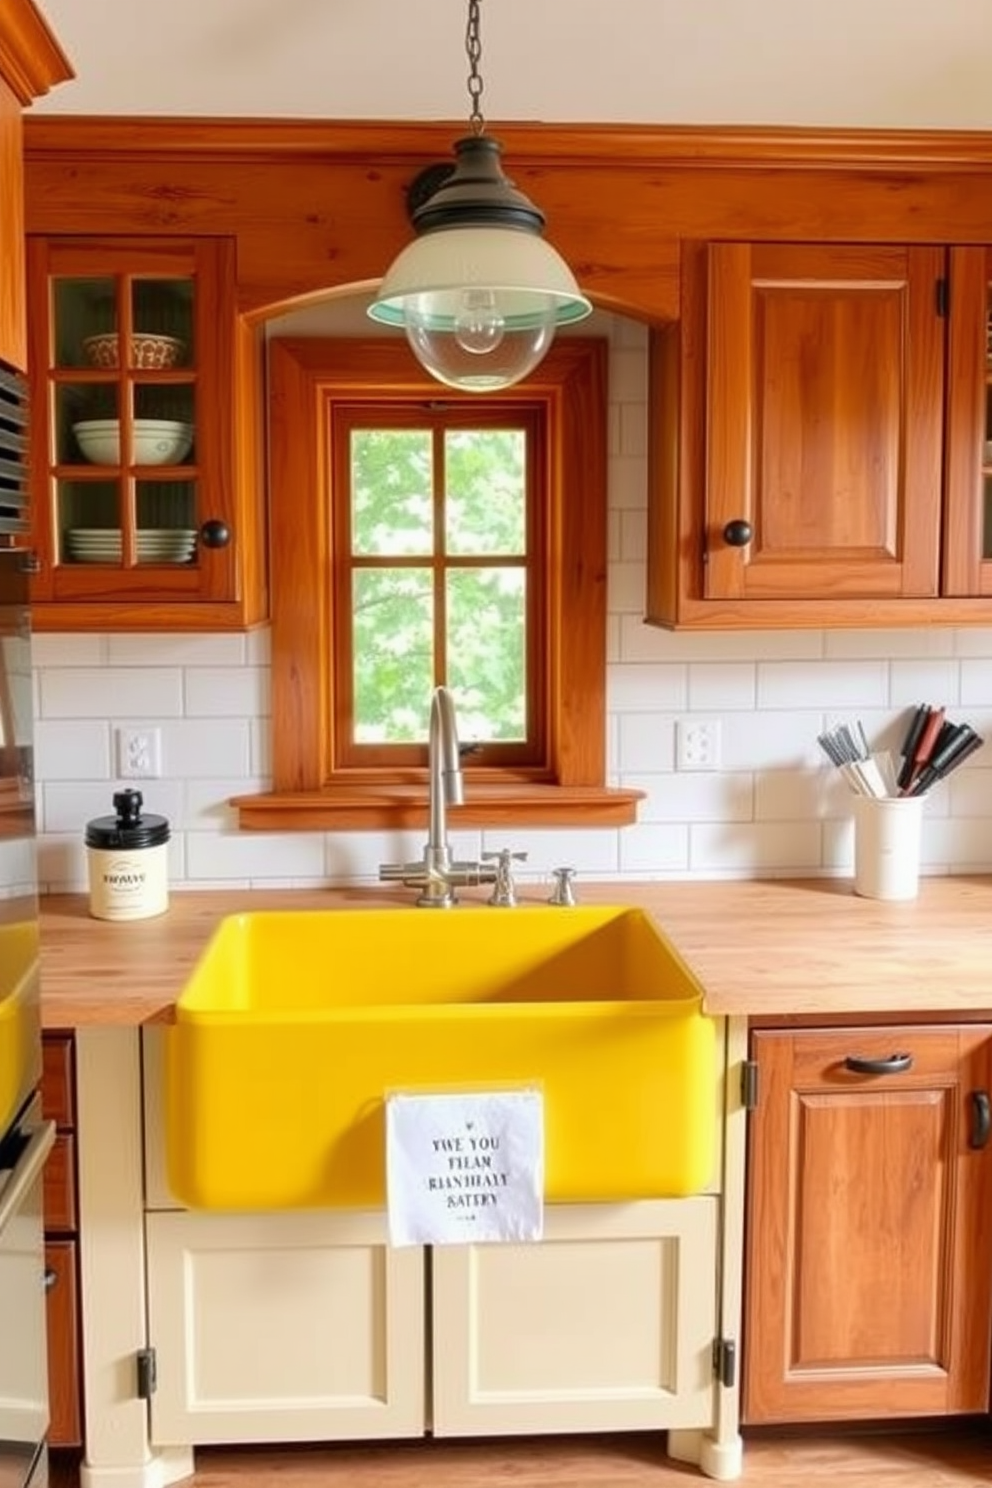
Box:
453, 289, 505, 356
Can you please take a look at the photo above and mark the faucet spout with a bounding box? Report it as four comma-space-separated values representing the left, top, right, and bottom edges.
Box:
428, 685, 463, 852
378, 683, 499, 908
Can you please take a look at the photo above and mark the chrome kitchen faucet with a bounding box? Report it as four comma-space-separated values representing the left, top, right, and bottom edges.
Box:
379, 685, 499, 908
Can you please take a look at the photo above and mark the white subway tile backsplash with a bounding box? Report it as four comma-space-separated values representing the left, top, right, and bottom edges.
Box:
960, 659, 992, 705
184, 666, 271, 717
159, 719, 252, 778
184, 779, 268, 830
484, 827, 620, 878
607, 560, 648, 613
608, 456, 648, 510
31, 634, 107, 667
946, 765, 992, 817
618, 402, 648, 459
826, 629, 955, 659
246, 627, 272, 665
687, 664, 756, 711
754, 769, 834, 822
34, 720, 111, 780
607, 510, 623, 563
608, 348, 648, 403
326, 830, 428, 882
626, 771, 753, 823
955, 630, 992, 656
619, 822, 690, 875
40, 667, 185, 718
924, 816, 992, 870
890, 659, 960, 706
248, 719, 272, 778
36, 833, 88, 893
609, 664, 687, 713
628, 628, 825, 663
619, 509, 648, 563
606, 614, 621, 666
719, 710, 824, 771
690, 820, 822, 873
187, 830, 325, 880
756, 660, 888, 710
107, 634, 247, 667
616, 711, 677, 772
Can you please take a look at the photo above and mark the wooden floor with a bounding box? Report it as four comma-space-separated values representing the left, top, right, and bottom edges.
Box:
51, 1428, 992, 1487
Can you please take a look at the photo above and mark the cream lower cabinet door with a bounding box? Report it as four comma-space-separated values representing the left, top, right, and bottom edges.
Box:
144, 1209, 425, 1445
431, 1198, 718, 1436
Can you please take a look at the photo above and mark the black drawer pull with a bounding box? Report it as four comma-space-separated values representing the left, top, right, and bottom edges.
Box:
844, 1052, 913, 1075
970, 1091, 991, 1149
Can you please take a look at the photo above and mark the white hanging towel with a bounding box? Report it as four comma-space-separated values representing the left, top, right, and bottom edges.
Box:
385, 1088, 544, 1247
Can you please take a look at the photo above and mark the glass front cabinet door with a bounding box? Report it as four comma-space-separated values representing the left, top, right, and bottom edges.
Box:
26, 237, 245, 623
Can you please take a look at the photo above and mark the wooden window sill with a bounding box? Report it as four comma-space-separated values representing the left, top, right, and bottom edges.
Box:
231, 785, 644, 832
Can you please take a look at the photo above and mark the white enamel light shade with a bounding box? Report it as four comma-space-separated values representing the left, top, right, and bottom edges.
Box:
368, 225, 592, 391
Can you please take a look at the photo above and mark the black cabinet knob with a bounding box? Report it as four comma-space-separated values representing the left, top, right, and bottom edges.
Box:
199, 520, 231, 549
722, 519, 753, 547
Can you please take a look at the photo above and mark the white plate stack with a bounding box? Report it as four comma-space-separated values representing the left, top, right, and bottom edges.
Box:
65, 528, 198, 563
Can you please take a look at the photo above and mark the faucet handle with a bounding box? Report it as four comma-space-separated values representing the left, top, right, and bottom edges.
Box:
483, 847, 528, 907
549, 866, 578, 907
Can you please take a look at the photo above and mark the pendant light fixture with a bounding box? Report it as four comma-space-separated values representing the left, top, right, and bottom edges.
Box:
367, 0, 592, 392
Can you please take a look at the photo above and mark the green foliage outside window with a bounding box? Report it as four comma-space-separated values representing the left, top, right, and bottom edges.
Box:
349, 427, 529, 744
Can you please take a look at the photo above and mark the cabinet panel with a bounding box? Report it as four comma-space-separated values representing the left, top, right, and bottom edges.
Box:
41, 1031, 74, 1128
943, 245, 992, 596
145, 1209, 425, 1445
43, 1132, 76, 1231
45, 1238, 82, 1447
432, 1198, 718, 1436
703, 243, 944, 602
743, 1024, 992, 1424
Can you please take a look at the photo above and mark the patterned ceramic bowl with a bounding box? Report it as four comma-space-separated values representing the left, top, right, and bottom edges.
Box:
82, 333, 185, 369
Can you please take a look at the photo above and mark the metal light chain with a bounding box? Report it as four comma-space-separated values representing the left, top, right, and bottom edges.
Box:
465, 0, 485, 134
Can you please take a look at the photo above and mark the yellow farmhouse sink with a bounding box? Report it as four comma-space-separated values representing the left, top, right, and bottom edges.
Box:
165, 906, 717, 1211
0, 918, 41, 1137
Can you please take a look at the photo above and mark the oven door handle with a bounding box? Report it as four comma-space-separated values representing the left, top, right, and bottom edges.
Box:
0, 1119, 55, 1234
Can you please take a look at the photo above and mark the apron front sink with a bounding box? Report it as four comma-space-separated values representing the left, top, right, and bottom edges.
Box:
165, 905, 717, 1210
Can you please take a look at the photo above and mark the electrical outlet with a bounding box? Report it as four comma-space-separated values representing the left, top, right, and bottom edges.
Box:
117, 726, 163, 780
676, 719, 722, 772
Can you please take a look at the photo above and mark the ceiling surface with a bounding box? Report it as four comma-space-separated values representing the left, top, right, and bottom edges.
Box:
27, 0, 992, 130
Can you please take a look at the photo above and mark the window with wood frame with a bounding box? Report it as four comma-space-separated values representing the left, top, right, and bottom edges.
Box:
233, 338, 642, 830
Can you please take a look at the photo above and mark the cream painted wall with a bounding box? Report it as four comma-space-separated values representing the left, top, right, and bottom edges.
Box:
31, 314, 992, 895
30, 0, 992, 130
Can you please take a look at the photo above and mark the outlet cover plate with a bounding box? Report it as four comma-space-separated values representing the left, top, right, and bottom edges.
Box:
675, 719, 722, 772
117, 726, 163, 780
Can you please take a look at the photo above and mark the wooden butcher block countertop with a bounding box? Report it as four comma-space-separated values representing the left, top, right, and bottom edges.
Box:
38, 875, 992, 1028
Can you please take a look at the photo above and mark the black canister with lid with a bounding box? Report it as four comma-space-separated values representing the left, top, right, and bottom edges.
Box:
85, 788, 170, 921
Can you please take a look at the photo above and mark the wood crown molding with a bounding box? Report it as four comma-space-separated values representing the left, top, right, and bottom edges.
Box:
0, 0, 73, 106
22, 114, 992, 171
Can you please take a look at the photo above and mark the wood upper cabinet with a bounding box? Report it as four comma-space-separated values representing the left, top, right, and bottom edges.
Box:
0, 0, 71, 372
942, 245, 992, 597
742, 1024, 992, 1425
648, 239, 992, 627
25, 236, 267, 631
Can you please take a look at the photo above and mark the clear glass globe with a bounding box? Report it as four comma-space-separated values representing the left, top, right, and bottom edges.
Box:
404, 291, 557, 392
